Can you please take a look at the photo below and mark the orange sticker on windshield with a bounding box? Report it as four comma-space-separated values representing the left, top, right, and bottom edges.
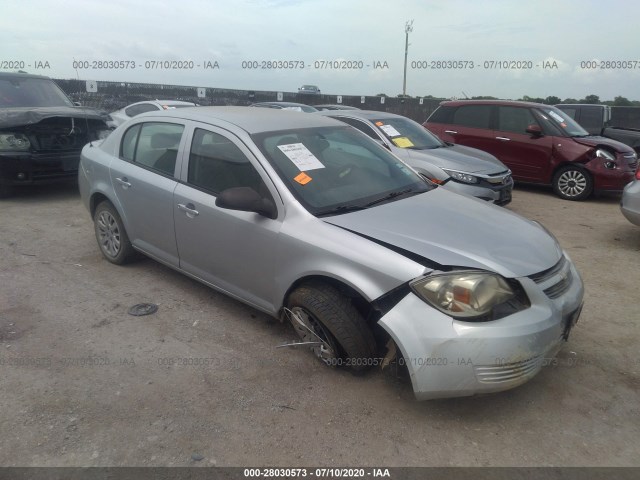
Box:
375, 121, 384, 126
294, 172, 312, 185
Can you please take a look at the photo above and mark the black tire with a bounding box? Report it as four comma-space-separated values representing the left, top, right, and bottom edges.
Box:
287, 282, 376, 373
93, 201, 135, 265
552, 165, 593, 201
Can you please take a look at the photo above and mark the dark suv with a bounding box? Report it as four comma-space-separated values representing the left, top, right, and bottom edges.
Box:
0, 72, 111, 197
424, 100, 638, 200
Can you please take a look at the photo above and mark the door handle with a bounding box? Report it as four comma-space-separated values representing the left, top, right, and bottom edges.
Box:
496, 137, 511, 141
444, 130, 458, 134
115, 176, 132, 188
177, 203, 199, 217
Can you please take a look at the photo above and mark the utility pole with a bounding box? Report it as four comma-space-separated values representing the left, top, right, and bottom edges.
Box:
402, 20, 414, 97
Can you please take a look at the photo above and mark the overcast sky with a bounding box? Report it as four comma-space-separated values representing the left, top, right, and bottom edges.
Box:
3, 0, 640, 100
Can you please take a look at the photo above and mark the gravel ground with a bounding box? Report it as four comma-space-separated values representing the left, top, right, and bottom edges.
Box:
0, 182, 638, 467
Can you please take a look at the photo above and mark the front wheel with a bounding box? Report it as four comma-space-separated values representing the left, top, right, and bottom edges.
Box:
552, 166, 593, 201
286, 282, 376, 372
93, 201, 135, 264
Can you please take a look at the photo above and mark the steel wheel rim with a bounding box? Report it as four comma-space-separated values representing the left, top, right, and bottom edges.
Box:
96, 211, 121, 258
558, 170, 587, 197
289, 307, 338, 365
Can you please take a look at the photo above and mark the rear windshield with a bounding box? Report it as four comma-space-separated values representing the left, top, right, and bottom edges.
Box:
0, 77, 74, 108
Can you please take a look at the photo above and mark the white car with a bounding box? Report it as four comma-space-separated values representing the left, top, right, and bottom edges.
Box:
108, 100, 198, 128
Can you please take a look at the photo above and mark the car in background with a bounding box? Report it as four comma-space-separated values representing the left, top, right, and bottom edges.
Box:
250, 102, 318, 113
109, 100, 199, 127
315, 104, 361, 111
621, 168, 640, 226
424, 100, 638, 201
0, 71, 111, 198
298, 85, 320, 95
78, 106, 583, 400
555, 104, 640, 155
318, 110, 513, 205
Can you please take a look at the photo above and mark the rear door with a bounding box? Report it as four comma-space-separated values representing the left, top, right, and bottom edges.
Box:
109, 120, 186, 266
492, 106, 553, 182
440, 104, 498, 153
173, 125, 282, 312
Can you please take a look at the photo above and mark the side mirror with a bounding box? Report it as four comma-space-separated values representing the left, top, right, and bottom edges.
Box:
526, 124, 543, 137
215, 187, 277, 219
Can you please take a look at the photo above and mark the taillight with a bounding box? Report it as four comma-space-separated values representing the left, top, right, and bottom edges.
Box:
635, 168, 640, 180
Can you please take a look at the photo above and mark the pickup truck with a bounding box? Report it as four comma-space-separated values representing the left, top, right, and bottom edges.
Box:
555, 104, 640, 154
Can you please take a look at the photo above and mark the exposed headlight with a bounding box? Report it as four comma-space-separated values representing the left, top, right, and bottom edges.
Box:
0, 133, 31, 152
442, 169, 479, 184
411, 271, 524, 320
595, 149, 615, 161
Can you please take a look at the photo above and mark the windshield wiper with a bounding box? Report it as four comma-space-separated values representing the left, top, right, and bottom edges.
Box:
316, 204, 368, 217
364, 188, 418, 207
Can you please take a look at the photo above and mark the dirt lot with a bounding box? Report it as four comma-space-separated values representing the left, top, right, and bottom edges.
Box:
0, 182, 638, 467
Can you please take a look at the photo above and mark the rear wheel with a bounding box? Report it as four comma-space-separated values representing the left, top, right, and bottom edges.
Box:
286, 282, 376, 372
552, 166, 593, 201
93, 201, 135, 264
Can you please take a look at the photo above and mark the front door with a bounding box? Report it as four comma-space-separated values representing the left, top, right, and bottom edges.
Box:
173, 126, 282, 313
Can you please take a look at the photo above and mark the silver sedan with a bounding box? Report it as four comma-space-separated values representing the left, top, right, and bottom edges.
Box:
78, 107, 584, 400
621, 170, 640, 226
317, 110, 513, 205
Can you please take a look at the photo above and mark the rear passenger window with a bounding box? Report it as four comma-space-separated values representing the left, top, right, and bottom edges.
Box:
452, 105, 492, 129
120, 122, 184, 176
497, 107, 538, 134
188, 128, 265, 195
121, 124, 141, 161
125, 103, 159, 117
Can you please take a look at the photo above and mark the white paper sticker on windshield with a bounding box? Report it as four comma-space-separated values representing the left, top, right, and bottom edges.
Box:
277, 143, 325, 171
378, 124, 402, 137
548, 110, 565, 123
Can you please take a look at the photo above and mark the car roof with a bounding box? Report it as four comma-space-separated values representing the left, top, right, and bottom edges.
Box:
316, 109, 402, 121
439, 99, 550, 108
252, 102, 313, 108
0, 72, 52, 80
315, 104, 360, 110
137, 106, 341, 134
134, 100, 196, 106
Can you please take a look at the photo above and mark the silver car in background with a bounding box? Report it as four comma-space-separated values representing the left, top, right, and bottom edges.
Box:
317, 110, 513, 205
78, 107, 584, 400
621, 169, 640, 226
109, 100, 199, 127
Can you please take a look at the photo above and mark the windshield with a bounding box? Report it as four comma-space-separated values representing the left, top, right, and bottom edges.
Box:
535, 107, 589, 137
371, 117, 445, 149
252, 126, 432, 216
0, 77, 74, 108
284, 105, 318, 113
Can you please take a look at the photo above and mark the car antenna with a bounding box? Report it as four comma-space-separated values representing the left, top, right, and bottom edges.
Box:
73, 57, 93, 147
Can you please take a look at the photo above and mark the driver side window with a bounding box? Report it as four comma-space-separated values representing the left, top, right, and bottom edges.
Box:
187, 128, 267, 196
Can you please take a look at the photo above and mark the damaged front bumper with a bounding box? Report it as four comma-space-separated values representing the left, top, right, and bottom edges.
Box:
378, 259, 584, 400
0, 151, 82, 185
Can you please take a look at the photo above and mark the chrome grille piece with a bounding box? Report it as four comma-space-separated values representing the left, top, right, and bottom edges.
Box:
528, 255, 573, 300
475, 355, 544, 384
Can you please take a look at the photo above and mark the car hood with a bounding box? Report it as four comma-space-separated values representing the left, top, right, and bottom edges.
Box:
571, 135, 635, 153
404, 144, 508, 174
324, 188, 562, 278
0, 106, 108, 129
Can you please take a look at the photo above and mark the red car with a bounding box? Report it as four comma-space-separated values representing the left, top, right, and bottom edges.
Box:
424, 100, 638, 200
